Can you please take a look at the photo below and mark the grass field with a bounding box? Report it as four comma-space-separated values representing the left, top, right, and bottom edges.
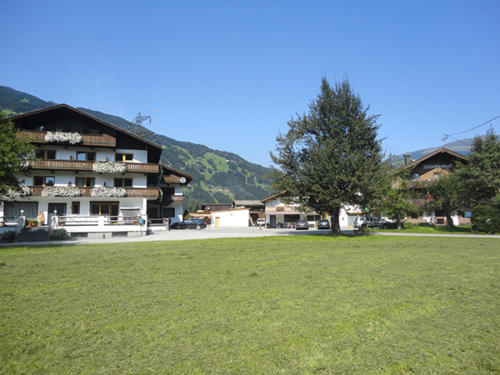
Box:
374, 225, 475, 235
1, 236, 499, 374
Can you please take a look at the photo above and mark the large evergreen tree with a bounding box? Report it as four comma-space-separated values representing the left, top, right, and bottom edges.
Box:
0, 117, 34, 196
271, 78, 383, 234
455, 132, 500, 207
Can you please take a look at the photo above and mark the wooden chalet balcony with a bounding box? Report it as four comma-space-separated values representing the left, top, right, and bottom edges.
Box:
170, 195, 185, 203
18, 130, 116, 147
30, 186, 159, 199
29, 160, 159, 174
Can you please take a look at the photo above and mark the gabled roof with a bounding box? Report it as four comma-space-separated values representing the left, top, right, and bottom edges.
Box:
261, 190, 288, 203
8, 103, 163, 151
233, 200, 265, 207
160, 163, 193, 184
396, 147, 467, 173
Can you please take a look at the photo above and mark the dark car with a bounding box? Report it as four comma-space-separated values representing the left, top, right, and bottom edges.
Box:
318, 219, 330, 230
170, 218, 207, 230
296, 219, 309, 230
184, 218, 207, 229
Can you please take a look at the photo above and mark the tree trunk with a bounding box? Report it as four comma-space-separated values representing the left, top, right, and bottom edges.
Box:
446, 213, 455, 228
330, 207, 342, 235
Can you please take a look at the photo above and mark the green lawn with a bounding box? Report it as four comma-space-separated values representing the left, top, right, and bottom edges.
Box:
374, 225, 475, 234
1, 236, 499, 374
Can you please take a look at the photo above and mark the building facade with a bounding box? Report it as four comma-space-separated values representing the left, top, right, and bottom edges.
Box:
0, 104, 190, 237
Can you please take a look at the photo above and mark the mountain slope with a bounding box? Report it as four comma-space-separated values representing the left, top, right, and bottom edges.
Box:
0, 85, 272, 205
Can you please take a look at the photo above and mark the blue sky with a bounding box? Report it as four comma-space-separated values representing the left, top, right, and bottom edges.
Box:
1, 0, 499, 167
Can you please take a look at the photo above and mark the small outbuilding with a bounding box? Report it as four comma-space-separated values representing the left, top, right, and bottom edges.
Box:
210, 208, 250, 228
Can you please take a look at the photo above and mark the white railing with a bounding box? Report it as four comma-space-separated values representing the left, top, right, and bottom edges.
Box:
55, 215, 148, 227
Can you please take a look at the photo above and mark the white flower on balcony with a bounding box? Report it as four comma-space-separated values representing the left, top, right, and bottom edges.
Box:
42, 186, 81, 197
0, 186, 32, 200
92, 161, 127, 174
91, 187, 127, 198
44, 131, 82, 144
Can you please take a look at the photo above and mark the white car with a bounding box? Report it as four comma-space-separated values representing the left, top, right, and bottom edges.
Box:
256, 218, 266, 226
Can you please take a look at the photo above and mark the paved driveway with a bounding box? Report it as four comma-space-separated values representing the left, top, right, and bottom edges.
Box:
1, 227, 498, 247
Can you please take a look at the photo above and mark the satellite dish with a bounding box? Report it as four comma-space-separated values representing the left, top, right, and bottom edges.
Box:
179, 177, 187, 184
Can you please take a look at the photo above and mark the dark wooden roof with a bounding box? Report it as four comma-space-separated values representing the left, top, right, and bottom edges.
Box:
261, 190, 288, 203
395, 147, 468, 174
9, 104, 163, 151
160, 164, 193, 185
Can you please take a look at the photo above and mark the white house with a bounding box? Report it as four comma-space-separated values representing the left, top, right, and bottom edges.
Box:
1, 104, 191, 238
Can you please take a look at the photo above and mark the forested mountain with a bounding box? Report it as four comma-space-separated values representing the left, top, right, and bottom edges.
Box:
0, 85, 272, 205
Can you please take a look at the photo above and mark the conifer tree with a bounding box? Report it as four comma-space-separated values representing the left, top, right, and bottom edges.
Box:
271, 78, 383, 234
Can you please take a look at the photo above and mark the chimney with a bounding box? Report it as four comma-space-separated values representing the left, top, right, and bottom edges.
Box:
403, 154, 412, 166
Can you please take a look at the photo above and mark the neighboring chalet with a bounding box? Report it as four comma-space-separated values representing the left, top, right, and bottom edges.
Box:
261, 191, 364, 229
396, 147, 469, 225
0, 104, 191, 237
262, 191, 321, 228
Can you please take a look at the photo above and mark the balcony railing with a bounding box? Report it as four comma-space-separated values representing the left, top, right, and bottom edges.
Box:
18, 130, 116, 147
29, 160, 159, 174
170, 195, 185, 203
29, 186, 159, 199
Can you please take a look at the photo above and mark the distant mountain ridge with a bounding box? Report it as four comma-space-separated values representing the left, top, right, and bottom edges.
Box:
0, 85, 272, 205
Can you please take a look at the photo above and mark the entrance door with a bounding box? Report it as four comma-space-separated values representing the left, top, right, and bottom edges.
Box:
347, 214, 358, 228
215, 217, 220, 227
48, 203, 67, 225
270, 215, 276, 228
48, 203, 67, 217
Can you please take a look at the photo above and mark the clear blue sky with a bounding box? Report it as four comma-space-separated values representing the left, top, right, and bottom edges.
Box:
2, 0, 499, 167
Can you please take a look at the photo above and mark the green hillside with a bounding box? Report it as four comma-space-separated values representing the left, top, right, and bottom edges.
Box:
0, 85, 272, 205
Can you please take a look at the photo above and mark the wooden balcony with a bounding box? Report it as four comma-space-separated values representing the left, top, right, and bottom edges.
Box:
18, 130, 116, 147
29, 160, 159, 174
30, 186, 159, 199
170, 195, 185, 203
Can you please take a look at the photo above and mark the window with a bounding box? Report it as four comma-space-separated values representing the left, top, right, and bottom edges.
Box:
35, 149, 56, 159
72, 202, 80, 215
115, 153, 133, 162
76, 151, 96, 161
165, 187, 175, 195
90, 202, 119, 216
33, 176, 55, 186
284, 215, 300, 222
163, 207, 175, 218
434, 172, 440, 180
412, 173, 419, 180
75, 177, 95, 187
114, 178, 133, 187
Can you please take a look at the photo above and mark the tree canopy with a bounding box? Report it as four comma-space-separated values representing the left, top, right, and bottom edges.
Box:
271, 78, 384, 233
0, 117, 35, 196
455, 132, 500, 207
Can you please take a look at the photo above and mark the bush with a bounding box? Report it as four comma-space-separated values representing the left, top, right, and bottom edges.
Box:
471, 197, 500, 234
49, 229, 70, 241
2, 231, 16, 242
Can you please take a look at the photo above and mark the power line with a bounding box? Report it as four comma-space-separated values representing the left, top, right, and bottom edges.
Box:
442, 113, 499, 142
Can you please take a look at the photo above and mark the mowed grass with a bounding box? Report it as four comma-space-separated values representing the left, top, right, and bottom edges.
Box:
0, 236, 499, 374
375, 225, 475, 234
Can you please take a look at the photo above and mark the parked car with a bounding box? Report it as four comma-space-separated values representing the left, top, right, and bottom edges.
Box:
256, 218, 266, 226
296, 219, 309, 230
353, 216, 388, 229
184, 218, 207, 229
318, 219, 331, 230
170, 218, 207, 230
169, 221, 187, 229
